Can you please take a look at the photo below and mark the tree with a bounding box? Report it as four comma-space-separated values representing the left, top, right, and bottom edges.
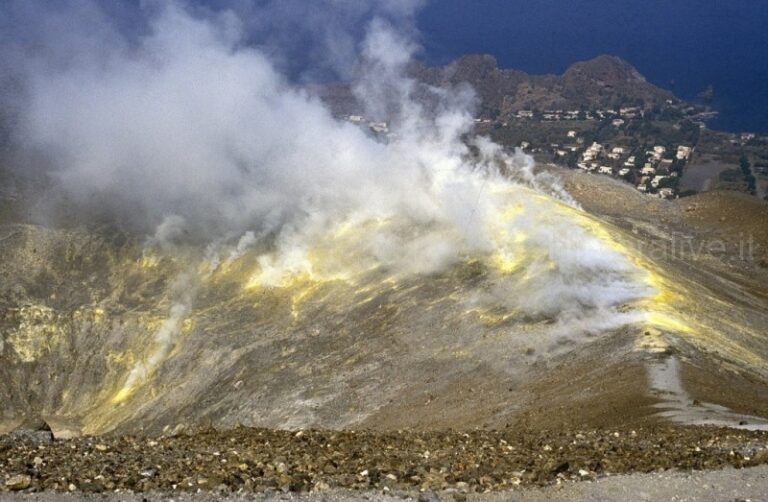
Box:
740, 155, 757, 193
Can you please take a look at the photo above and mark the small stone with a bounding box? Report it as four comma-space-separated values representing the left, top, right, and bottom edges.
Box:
95, 444, 108, 452
33, 456, 44, 466
752, 449, 768, 463
140, 468, 157, 478
5, 474, 32, 491
455, 481, 469, 492
386, 473, 397, 481
360, 469, 369, 477
68, 483, 77, 491
578, 469, 590, 477
9, 420, 54, 444
313, 481, 330, 492
419, 491, 441, 502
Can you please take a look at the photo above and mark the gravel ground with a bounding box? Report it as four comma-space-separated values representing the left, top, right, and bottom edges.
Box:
1, 466, 768, 501
2, 426, 768, 496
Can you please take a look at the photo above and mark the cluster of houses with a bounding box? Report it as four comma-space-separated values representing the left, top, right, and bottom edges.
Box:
567, 140, 693, 198
735, 132, 756, 145
517, 129, 694, 199
343, 110, 701, 200
513, 106, 643, 123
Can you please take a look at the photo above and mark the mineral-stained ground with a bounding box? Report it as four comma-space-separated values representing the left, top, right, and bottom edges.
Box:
2, 169, 768, 498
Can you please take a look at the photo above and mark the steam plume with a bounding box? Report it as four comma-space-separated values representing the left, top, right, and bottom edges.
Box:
1, 0, 657, 348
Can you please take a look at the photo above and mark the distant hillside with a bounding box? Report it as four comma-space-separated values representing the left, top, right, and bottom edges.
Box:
317, 54, 678, 119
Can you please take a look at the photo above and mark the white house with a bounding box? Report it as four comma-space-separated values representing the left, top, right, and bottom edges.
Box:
741, 133, 756, 142
676, 145, 692, 160
658, 188, 675, 199
651, 175, 668, 188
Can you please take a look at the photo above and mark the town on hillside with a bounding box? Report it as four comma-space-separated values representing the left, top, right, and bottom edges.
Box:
479, 101, 767, 201
322, 55, 768, 202
340, 101, 767, 202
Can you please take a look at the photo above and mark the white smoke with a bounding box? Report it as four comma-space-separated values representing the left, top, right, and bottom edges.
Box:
3, 0, 657, 344
120, 270, 197, 394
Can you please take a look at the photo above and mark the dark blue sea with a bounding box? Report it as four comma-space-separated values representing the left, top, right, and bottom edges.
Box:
417, 0, 768, 134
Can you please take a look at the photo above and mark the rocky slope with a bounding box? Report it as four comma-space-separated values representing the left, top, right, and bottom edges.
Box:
1, 168, 768, 438
317, 55, 676, 119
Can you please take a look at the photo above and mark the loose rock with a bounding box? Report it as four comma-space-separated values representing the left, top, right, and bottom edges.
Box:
5, 474, 31, 491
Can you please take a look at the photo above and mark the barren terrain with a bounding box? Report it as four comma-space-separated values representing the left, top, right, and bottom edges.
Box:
2, 168, 768, 497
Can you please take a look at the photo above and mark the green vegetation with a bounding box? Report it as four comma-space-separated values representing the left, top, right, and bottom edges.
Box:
720, 168, 745, 183
740, 155, 757, 194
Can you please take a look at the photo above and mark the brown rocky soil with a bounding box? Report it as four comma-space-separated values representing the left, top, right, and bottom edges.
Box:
2, 426, 768, 495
